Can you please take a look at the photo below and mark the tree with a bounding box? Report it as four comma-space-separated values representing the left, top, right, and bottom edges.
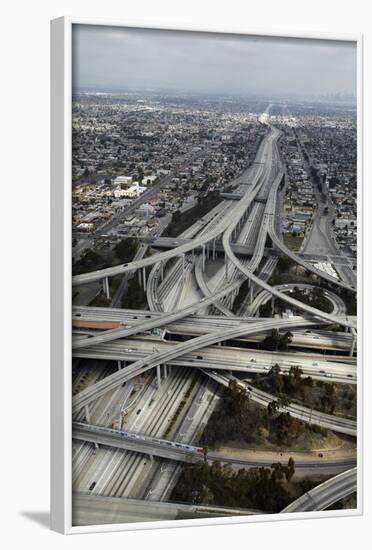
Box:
271, 412, 305, 444
137, 166, 144, 184
269, 364, 284, 394
277, 257, 292, 273
262, 329, 280, 351
289, 365, 303, 384
171, 210, 181, 224
73, 248, 104, 275
202, 446, 209, 463
267, 400, 279, 417
114, 237, 137, 262
286, 457, 295, 482
278, 331, 293, 351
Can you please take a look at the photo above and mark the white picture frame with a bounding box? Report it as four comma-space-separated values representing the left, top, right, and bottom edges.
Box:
51, 16, 363, 534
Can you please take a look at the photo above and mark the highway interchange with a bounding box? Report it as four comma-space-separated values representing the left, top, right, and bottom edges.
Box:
72, 111, 358, 522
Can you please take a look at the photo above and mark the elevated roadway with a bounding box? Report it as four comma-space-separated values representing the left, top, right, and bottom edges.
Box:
72, 493, 260, 526
73, 336, 356, 385
73, 422, 356, 472
222, 171, 356, 330
72, 318, 322, 414
249, 283, 346, 317
203, 370, 356, 436
281, 467, 357, 513
72, 306, 356, 353
71, 133, 270, 287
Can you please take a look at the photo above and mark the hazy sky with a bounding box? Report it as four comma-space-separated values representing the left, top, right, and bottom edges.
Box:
72, 25, 356, 98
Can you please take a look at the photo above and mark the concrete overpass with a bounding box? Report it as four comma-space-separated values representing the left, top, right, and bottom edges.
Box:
72, 317, 322, 415
73, 422, 356, 472
72, 306, 356, 352
281, 467, 357, 513
72, 493, 260, 526
72, 336, 356, 385
202, 370, 356, 437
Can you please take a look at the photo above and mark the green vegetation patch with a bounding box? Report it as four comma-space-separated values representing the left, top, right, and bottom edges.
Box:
163, 191, 222, 237
121, 278, 147, 309
170, 459, 297, 512
254, 365, 356, 419
200, 380, 322, 450
72, 237, 138, 276
283, 233, 304, 252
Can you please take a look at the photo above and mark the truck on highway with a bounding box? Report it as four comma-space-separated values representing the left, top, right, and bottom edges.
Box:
72, 319, 121, 330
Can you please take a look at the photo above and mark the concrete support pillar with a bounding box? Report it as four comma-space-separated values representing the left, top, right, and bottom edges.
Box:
271, 296, 275, 315
117, 360, 122, 370
84, 404, 91, 424
156, 364, 161, 389
163, 364, 167, 379
138, 269, 142, 286
212, 238, 216, 260
250, 284, 253, 305
350, 337, 356, 357
103, 277, 110, 299
160, 262, 164, 282
142, 267, 147, 291
202, 245, 206, 272
225, 259, 229, 281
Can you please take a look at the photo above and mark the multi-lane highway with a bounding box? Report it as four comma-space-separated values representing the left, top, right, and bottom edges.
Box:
202, 370, 356, 436
72, 493, 259, 526
71, 110, 358, 518
73, 422, 356, 473
72, 335, 356, 385
72, 306, 356, 352
72, 317, 325, 414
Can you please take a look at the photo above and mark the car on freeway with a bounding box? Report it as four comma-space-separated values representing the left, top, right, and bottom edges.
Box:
89, 482, 96, 491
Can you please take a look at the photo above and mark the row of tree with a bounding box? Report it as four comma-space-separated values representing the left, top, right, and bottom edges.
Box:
171, 459, 296, 512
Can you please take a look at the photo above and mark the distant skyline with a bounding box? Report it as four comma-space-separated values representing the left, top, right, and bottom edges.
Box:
72, 25, 356, 99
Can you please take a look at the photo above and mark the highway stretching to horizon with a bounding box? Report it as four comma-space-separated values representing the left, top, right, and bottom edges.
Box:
72, 109, 358, 521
